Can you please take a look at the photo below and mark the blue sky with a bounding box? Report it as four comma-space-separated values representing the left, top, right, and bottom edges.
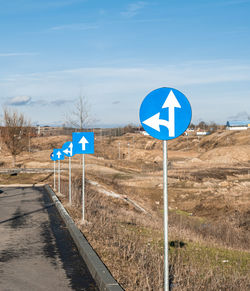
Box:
0, 0, 250, 127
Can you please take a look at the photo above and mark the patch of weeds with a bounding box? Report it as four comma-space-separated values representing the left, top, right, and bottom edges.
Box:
112, 173, 132, 181
180, 242, 250, 275
175, 209, 193, 217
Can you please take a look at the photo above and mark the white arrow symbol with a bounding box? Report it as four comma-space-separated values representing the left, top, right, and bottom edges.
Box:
142, 90, 181, 137
56, 151, 62, 158
63, 143, 73, 156
79, 136, 89, 151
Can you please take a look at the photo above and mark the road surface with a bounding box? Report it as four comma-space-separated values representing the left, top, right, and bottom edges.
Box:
0, 186, 98, 291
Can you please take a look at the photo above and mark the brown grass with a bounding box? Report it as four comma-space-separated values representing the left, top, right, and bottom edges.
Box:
58, 177, 250, 291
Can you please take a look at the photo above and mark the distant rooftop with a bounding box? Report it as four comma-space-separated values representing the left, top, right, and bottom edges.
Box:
226, 120, 250, 127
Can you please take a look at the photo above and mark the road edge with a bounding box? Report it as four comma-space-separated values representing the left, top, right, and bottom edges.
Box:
44, 184, 124, 291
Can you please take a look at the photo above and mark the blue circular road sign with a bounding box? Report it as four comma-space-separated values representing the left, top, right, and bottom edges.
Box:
139, 87, 192, 140
62, 141, 74, 157
50, 152, 56, 161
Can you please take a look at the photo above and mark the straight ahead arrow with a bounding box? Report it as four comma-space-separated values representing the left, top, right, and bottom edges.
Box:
162, 90, 181, 136
79, 136, 89, 151
143, 90, 181, 137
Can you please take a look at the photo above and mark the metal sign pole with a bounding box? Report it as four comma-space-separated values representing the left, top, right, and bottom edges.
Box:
69, 157, 71, 205
58, 160, 60, 193
163, 140, 169, 291
28, 133, 31, 154
139, 87, 191, 291
82, 154, 85, 221
54, 160, 56, 189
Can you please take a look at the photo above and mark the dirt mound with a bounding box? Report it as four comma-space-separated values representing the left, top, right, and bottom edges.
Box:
31, 135, 69, 151
168, 130, 250, 152
199, 145, 250, 164
198, 130, 250, 150
145, 141, 157, 150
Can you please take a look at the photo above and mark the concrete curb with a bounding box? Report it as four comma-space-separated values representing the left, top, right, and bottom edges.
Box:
44, 184, 124, 291
0, 183, 46, 187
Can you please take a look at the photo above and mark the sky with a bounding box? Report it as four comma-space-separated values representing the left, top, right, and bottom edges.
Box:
0, 0, 250, 127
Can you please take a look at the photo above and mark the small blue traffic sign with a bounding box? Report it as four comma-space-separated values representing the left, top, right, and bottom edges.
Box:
53, 149, 65, 160
139, 87, 192, 140
50, 152, 57, 161
62, 141, 74, 157
72, 132, 94, 155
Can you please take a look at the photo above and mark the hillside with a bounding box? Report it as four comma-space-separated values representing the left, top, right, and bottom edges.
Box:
0, 129, 249, 290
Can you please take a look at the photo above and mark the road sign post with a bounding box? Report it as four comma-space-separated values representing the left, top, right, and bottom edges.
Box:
58, 160, 60, 193
163, 140, 168, 291
72, 132, 94, 222
62, 141, 75, 205
53, 149, 65, 194
54, 160, 56, 189
69, 157, 71, 204
139, 87, 192, 291
50, 152, 57, 190
82, 154, 85, 221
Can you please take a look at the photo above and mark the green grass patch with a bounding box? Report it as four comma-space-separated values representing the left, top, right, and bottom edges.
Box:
175, 209, 193, 216
170, 242, 250, 275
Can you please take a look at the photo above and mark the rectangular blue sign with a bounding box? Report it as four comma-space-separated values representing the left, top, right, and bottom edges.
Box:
72, 132, 94, 155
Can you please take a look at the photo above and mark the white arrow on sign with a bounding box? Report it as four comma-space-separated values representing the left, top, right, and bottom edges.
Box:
63, 143, 73, 156
142, 90, 181, 137
79, 136, 89, 151
56, 151, 62, 158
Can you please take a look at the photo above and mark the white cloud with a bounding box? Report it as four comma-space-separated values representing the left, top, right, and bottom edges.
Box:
121, 1, 148, 18
2, 60, 250, 102
0, 52, 38, 57
7, 96, 31, 106
50, 23, 98, 31
1, 59, 250, 125
2, 60, 250, 95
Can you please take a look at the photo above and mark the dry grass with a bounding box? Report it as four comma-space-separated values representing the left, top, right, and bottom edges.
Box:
1, 132, 250, 290
59, 177, 250, 291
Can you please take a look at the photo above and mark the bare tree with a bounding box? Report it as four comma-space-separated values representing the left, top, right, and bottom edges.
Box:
1, 108, 31, 167
197, 121, 208, 130
66, 96, 90, 129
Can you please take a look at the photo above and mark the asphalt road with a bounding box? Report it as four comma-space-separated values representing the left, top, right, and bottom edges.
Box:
0, 186, 98, 291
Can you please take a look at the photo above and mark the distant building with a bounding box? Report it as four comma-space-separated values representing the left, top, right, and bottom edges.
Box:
196, 131, 211, 136
226, 120, 250, 130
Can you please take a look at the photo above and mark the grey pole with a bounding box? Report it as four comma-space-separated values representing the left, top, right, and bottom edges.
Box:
163, 140, 169, 291
69, 157, 71, 205
82, 154, 85, 221
54, 160, 56, 190
118, 142, 120, 159
58, 160, 60, 193
28, 133, 31, 154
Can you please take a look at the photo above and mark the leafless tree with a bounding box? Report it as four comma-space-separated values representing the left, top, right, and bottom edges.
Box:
66, 96, 91, 129
1, 108, 31, 167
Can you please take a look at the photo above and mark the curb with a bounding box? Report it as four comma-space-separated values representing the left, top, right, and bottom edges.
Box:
44, 184, 124, 291
0, 184, 46, 187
